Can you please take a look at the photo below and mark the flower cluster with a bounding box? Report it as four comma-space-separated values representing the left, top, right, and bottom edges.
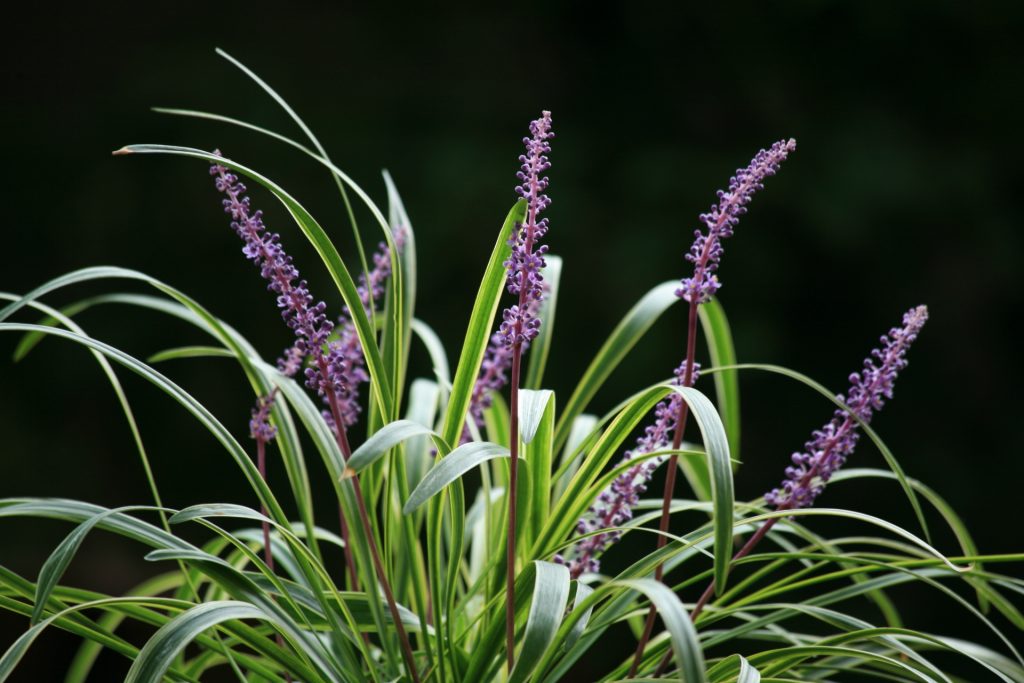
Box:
677, 138, 796, 304
500, 111, 554, 348
211, 156, 398, 440
249, 394, 278, 442
556, 361, 699, 578
765, 305, 929, 509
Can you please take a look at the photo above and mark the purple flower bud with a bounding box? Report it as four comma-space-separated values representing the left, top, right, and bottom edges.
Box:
764, 306, 928, 509
249, 394, 277, 443
677, 139, 796, 304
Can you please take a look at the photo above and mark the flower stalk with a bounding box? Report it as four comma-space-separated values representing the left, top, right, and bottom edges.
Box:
628, 139, 796, 677
651, 305, 928, 677
502, 111, 554, 672
211, 159, 420, 682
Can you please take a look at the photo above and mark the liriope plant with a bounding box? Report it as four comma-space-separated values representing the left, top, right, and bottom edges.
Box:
1, 49, 1022, 683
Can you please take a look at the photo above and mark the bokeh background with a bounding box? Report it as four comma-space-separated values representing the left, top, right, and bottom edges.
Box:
2, 2, 1023, 679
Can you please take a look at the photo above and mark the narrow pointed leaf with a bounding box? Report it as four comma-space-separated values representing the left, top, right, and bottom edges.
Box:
554, 281, 680, 451
347, 419, 441, 473
508, 561, 571, 683
404, 442, 512, 513
524, 255, 562, 390
518, 389, 554, 445
439, 200, 526, 447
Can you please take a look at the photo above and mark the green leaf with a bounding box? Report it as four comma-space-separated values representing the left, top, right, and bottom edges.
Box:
554, 281, 679, 452
698, 298, 740, 465
147, 346, 234, 363
518, 389, 554, 445
524, 255, 562, 390
411, 319, 451, 400
123, 601, 309, 683
564, 583, 595, 651
439, 200, 525, 447
115, 145, 395, 421
404, 379, 442, 489
346, 419, 442, 474
736, 656, 761, 683
32, 506, 153, 625
404, 442, 512, 514
0, 325, 286, 524
617, 579, 704, 682
508, 561, 571, 683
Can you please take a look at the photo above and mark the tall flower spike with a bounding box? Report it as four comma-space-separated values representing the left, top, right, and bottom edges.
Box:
556, 361, 699, 578
210, 156, 347, 415
500, 111, 554, 348
677, 138, 796, 304
765, 305, 929, 509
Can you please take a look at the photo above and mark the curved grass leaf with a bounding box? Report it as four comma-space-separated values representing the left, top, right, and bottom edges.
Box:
346, 419, 443, 474
439, 200, 525, 447
411, 318, 452, 399
404, 442, 512, 514
737, 656, 761, 683
0, 326, 286, 523
617, 579, 703, 682
148, 346, 234, 363
670, 386, 734, 593
698, 298, 740, 464
31, 506, 156, 625
553, 280, 679, 452
518, 389, 554, 445
508, 561, 570, 683
115, 145, 395, 421
564, 583, 595, 651
123, 601, 320, 683
404, 379, 442, 489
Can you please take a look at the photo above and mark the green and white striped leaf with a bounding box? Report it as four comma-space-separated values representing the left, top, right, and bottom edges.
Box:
509, 561, 571, 683
553, 281, 679, 451
404, 442, 512, 513
346, 419, 441, 473
617, 579, 704, 682
519, 389, 554, 445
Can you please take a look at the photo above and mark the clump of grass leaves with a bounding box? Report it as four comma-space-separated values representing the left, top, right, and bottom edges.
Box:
2, 50, 1023, 682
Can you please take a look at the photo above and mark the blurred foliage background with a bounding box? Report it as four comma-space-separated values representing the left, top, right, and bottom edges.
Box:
2, 2, 1022, 679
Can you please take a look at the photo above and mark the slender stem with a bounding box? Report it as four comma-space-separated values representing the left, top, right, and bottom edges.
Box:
257, 439, 276, 573
256, 439, 293, 683
319, 359, 421, 683
506, 346, 524, 673
339, 506, 360, 590
627, 300, 700, 677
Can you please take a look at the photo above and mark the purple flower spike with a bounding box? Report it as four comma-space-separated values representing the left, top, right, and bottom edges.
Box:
211, 155, 355, 435
211, 158, 334, 361
557, 361, 700, 578
765, 305, 929, 510
677, 138, 796, 304
501, 111, 554, 348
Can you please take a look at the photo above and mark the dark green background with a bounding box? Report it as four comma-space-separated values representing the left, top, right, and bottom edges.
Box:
2, 2, 1022, 679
